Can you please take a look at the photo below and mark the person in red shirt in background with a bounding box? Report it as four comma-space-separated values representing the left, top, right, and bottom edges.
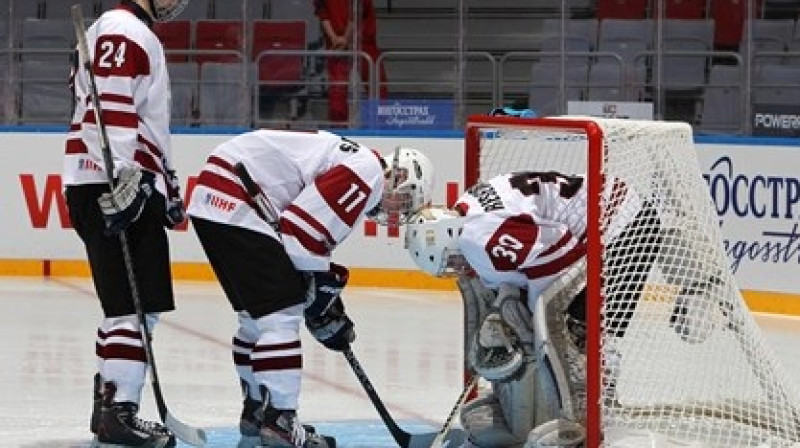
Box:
314, 0, 388, 125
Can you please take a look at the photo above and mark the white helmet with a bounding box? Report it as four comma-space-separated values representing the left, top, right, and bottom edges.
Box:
149, 0, 189, 21
404, 206, 468, 277
369, 147, 434, 225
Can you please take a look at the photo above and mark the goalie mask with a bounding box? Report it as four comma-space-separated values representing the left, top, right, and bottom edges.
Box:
148, 0, 189, 21
405, 206, 468, 277
368, 147, 434, 225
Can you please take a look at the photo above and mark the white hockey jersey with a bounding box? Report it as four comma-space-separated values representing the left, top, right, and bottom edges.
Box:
63, 3, 177, 202
187, 129, 385, 272
454, 171, 641, 307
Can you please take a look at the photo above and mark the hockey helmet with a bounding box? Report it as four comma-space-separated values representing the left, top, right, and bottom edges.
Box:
148, 0, 189, 21
369, 146, 435, 225
404, 206, 468, 277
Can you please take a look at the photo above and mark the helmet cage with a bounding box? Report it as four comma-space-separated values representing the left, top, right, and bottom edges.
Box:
405, 207, 467, 277
150, 0, 189, 21
369, 147, 433, 225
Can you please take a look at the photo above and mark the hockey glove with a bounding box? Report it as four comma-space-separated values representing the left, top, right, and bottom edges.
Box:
163, 169, 186, 229
305, 297, 355, 352
305, 263, 349, 317
97, 166, 154, 236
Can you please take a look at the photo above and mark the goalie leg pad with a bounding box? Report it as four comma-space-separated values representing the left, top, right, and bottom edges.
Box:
459, 274, 496, 350
460, 394, 525, 447
524, 419, 585, 448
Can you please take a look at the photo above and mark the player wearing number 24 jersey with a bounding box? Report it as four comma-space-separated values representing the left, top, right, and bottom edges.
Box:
187, 129, 434, 447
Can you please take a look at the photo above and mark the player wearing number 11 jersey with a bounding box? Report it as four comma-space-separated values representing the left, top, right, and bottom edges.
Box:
187, 129, 434, 447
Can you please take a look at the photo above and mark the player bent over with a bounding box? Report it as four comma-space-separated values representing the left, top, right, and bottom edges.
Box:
405, 171, 663, 447
63, 0, 189, 446
186, 130, 434, 447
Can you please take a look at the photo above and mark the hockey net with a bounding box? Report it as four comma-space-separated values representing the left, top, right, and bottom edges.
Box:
464, 115, 800, 447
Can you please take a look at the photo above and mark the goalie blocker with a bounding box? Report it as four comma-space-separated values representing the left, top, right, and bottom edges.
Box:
459, 272, 586, 448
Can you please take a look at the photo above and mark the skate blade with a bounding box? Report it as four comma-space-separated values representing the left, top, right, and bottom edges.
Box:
91, 438, 172, 448
237, 435, 260, 448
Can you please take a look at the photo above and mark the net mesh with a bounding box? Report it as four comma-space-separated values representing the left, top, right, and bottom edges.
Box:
467, 117, 800, 447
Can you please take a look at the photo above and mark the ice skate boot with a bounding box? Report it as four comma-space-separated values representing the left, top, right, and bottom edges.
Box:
259, 407, 336, 447
237, 395, 263, 448
95, 381, 176, 448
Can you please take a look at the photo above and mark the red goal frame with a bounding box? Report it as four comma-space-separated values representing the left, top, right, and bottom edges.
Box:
465, 114, 605, 448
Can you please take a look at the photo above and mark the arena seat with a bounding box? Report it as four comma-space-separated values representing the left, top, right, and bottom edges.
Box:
153, 20, 192, 63
195, 20, 245, 64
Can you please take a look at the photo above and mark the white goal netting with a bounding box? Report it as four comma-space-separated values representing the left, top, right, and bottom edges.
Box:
465, 116, 800, 447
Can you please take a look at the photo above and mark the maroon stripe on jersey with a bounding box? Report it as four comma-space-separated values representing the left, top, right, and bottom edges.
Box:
84, 109, 138, 128
99, 93, 135, 105
65, 138, 89, 154
251, 355, 302, 372
539, 232, 573, 258
521, 243, 586, 280
137, 134, 164, 160
197, 171, 248, 202
233, 353, 251, 366
207, 155, 235, 172
314, 165, 372, 227
196, 171, 269, 222
95, 342, 104, 357
92, 35, 151, 78
134, 150, 161, 174
232, 337, 255, 350
253, 340, 301, 352
285, 204, 335, 246
69, 123, 81, 131
102, 343, 147, 362
280, 218, 330, 256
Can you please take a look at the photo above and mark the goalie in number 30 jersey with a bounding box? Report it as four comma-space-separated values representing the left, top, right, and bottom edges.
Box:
187, 129, 435, 447
405, 171, 661, 448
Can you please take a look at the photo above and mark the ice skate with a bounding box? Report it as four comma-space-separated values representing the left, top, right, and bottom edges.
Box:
237, 395, 263, 448
94, 381, 176, 448
259, 407, 335, 448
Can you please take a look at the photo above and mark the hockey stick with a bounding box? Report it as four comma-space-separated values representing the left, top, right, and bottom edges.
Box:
344, 347, 468, 448
428, 375, 477, 448
70, 5, 206, 446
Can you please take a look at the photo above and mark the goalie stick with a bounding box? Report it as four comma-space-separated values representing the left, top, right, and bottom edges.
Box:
70, 5, 206, 447
235, 163, 468, 447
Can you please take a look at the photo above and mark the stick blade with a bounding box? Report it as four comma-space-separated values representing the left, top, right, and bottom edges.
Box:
408, 428, 467, 448
165, 411, 207, 447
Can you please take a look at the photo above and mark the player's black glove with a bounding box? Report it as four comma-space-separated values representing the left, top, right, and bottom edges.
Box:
305, 296, 355, 352
97, 166, 154, 236
305, 263, 349, 316
163, 169, 186, 229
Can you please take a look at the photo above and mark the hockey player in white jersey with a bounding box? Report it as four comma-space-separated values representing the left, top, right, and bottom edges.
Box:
405, 171, 662, 447
63, 1, 188, 447
187, 130, 434, 447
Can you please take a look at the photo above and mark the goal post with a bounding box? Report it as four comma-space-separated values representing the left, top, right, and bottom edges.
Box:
464, 115, 800, 447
